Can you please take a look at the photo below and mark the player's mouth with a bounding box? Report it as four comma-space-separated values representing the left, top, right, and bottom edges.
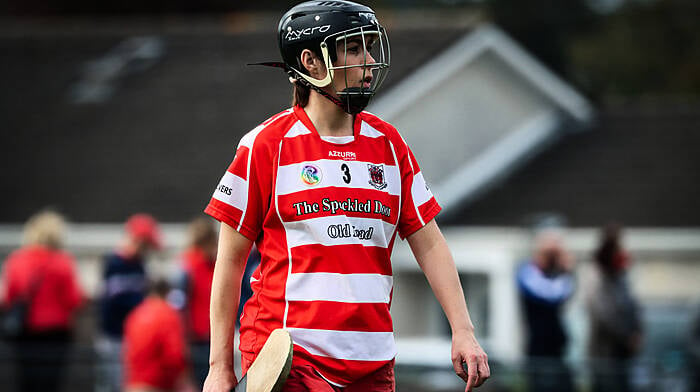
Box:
362, 76, 373, 89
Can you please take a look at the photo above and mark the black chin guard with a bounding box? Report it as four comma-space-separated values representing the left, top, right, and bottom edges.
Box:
248, 62, 369, 115
338, 87, 373, 114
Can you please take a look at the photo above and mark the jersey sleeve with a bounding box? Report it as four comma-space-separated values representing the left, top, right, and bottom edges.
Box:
204, 131, 272, 241
397, 141, 442, 239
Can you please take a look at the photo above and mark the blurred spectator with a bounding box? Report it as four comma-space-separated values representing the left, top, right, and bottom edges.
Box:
176, 217, 218, 389
171, 217, 261, 389
96, 213, 161, 392
516, 228, 575, 392
124, 279, 192, 392
585, 224, 642, 392
0, 210, 83, 392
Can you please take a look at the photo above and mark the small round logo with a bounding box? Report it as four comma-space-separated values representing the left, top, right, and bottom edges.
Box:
301, 164, 322, 186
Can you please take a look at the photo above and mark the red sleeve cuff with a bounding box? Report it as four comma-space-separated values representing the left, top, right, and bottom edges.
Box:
399, 201, 442, 240
204, 204, 258, 241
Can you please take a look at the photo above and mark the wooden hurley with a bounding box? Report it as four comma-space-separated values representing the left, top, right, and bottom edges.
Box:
233, 329, 293, 392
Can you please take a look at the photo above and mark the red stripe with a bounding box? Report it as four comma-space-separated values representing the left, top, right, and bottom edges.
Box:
279, 134, 397, 166
278, 188, 399, 223
408, 147, 420, 171
418, 198, 441, 223
262, 109, 293, 126
290, 244, 392, 275
226, 146, 249, 180
286, 301, 392, 332
292, 345, 393, 386
204, 199, 243, 229
292, 244, 392, 275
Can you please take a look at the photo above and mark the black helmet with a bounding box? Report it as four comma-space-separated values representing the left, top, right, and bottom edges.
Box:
277, 0, 391, 114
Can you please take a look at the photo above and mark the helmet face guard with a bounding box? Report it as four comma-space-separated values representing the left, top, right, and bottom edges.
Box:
278, 1, 391, 114
326, 25, 391, 114
291, 24, 390, 114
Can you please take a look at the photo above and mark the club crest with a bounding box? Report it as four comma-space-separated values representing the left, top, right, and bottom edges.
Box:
301, 164, 322, 186
367, 164, 387, 190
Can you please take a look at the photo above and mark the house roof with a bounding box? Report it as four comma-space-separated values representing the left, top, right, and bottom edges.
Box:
5, 19, 695, 228
443, 102, 700, 227
369, 25, 594, 218
0, 23, 468, 222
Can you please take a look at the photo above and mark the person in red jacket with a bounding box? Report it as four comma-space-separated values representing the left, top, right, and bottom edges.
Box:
0, 210, 83, 392
123, 279, 192, 392
173, 217, 261, 389
179, 217, 218, 389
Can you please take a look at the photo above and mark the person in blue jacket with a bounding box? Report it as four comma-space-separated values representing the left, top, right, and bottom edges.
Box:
96, 213, 162, 392
516, 228, 575, 392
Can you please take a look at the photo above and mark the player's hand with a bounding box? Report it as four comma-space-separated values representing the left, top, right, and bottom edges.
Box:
451, 328, 490, 391
203, 363, 238, 392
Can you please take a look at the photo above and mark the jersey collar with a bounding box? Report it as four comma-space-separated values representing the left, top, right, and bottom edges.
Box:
293, 105, 363, 145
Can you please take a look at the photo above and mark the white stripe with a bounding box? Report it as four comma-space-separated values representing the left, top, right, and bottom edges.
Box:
284, 120, 312, 138
240, 125, 262, 149
275, 141, 293, 330
212, 171, 248, 211
320, 135, 354, 144
316, 372, 345, 388
360, 121, 384, 138
286, 273, 392, 303
284, 215, 395, 249
277, 159, 401, 196
288, 328, 397, 361
411, 171, 434, 207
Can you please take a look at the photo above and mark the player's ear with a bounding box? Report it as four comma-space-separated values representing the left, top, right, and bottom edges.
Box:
300, 49, 326, 79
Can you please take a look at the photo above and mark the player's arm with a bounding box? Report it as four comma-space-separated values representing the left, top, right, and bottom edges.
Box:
406, 219, 490, 391
204, 222, 253, 392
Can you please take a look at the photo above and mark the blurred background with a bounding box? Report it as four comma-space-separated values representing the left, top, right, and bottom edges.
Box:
1, 0, 700, 391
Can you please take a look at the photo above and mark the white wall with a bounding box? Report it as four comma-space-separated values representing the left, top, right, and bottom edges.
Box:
2, 224, 699, 365
390, 227, 700, 366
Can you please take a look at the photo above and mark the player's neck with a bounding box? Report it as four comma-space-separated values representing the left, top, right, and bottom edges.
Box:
304, 92, 354, 137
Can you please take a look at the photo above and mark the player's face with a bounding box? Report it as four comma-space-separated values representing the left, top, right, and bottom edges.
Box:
331, 34, 378, 93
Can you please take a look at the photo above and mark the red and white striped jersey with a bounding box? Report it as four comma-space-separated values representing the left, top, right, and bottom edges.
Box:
204, 105, 440, 386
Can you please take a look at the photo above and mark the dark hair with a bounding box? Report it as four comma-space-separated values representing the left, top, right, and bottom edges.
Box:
292, 80, 311, 107
149, 278, 171, 298
187, 216, 217, 249
594, 223, 621, 272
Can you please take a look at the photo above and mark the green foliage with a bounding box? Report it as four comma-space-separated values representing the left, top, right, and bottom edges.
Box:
570, 0, 700, 97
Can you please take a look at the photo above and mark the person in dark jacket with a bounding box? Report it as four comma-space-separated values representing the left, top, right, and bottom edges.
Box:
96, 213, 162, 392
585, 224, 642, 392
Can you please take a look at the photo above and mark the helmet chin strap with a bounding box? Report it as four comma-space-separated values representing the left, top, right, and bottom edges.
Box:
247, 61, 370, 115
296, 75, 368, 115
338, 88, 373, 115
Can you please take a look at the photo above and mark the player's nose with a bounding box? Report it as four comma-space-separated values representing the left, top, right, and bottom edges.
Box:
365, 51, 376, 64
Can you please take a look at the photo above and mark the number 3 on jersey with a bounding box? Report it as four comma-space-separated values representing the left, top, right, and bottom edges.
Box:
340, 163, 351, 184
